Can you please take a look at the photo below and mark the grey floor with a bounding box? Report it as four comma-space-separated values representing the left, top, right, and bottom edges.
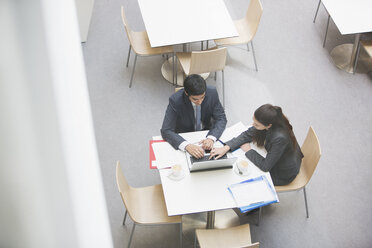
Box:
82, 0, 372, 247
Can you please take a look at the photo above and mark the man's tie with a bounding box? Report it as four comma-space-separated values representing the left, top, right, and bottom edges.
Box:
195, 105, 202, 131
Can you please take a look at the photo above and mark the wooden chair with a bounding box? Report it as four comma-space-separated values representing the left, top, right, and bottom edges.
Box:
313, 0, 331, 48
194, 224, 259, 248
275, 127, 321, 218
116, 161, 182, 248
214, 0, 263, 71
120, 6, 174, 88
353, 40, 372, 74
176, 47, 227, 106
175, 87, 184, 93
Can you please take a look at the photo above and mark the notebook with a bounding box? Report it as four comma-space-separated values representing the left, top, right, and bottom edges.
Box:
186, 152, 237, 172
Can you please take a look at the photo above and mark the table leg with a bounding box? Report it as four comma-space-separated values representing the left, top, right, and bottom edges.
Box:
349, 34, 361, 71
330, 33, 371, 74
206, 211, 215, 229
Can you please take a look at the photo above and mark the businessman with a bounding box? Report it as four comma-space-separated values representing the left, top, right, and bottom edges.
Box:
161, 74, 227, 158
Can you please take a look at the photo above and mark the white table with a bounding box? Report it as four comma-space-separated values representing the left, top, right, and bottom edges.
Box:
322, 0, 372, 73
137, 0, 238, 82
153, 129, 277, 229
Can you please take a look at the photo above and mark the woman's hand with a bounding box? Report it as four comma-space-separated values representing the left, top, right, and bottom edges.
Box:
200, 138, 214, 150
209, 145, 230, 160
240, 143, 251, 152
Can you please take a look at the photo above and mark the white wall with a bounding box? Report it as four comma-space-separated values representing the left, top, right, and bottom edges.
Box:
75, 0, 95, 42
0, 0, 113, 247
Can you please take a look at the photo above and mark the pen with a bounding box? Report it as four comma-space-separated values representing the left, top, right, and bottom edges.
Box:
240, 176, 264, 184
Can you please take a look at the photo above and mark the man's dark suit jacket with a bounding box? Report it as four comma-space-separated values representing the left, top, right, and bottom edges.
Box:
225, 126, 304, 186
161, 86, 227, 149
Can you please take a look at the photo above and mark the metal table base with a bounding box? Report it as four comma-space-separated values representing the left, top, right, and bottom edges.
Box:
330, 34, 372, 74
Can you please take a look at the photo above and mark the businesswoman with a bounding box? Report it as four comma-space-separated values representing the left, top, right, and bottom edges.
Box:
211, 104, 303, 186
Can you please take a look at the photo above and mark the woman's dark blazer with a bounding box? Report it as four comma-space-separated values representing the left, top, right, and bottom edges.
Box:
225, 126, 303, 186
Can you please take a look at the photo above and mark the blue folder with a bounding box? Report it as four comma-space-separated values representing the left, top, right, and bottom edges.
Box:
227, 175, 278, 213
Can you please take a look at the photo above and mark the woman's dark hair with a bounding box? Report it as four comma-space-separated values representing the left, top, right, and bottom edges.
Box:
252, 104, 297, 150
184, 74, 207, 96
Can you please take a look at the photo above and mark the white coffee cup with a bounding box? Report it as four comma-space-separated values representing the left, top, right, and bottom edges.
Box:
238, 160, 249, 173
172, 164, 182, 177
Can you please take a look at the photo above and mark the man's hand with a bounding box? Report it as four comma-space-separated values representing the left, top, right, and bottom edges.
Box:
209, 145, 230, 160
200, 138, 214, 150
186, 144, 205, 159
240, 143, 251, 152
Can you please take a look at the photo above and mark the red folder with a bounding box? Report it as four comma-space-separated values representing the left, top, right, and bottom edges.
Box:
149, 139, 166, 169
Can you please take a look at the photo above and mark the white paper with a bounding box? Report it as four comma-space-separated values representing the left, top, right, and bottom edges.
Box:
229, 177, 276, 207
152, 142, 186, 169
179, 130, 209, 144
219, 122, 247, 143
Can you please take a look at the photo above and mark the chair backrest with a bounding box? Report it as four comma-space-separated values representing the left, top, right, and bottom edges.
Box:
243, 0, 263, 38
175, 87, 184, 93
360, 40, 372, 57
300, 126, 321, 184
116, 161, 136, 219
121, 6, 135, 46
196, 224, 259, 248
189, 47, 227, 75
243, 243, 260, 248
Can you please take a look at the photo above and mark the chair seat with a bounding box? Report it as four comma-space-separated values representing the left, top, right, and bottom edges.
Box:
176, 52, 214, 79
275, 166, 308, 192
176, 52, 192, 75
196, 224, 258, 248
360, 40, 372, 57
215, 19, 254, 46
176, 49, 223, 77
125, 184, 182, 224
116, 161, 182, 247
131, 31, 174, 56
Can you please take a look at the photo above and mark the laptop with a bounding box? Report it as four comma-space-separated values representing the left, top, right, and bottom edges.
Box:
186, 152, 237, 172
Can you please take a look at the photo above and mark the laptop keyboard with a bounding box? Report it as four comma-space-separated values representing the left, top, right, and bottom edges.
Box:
190, 154, 228, 163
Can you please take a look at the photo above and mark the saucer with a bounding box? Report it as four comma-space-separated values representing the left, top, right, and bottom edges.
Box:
167, 170, 185, 181
234, 164, 250, 176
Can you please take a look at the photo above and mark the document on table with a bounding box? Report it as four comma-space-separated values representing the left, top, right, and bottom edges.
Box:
151, 142, 185, 169
228, 175, 278, 212
219, 122, 247, 143
179, 130, 209, 144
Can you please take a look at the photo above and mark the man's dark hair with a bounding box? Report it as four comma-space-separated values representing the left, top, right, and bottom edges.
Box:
183, 74, 206, 96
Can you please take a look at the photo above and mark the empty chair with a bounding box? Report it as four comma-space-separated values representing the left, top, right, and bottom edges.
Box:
176, 47, 227, 106
116, 161, 182, 247
275, 127, 321, 218
120, 6, 174, 87
360, 40, 372, 58
195, 224, 259, 248
313, 0, 331, 47
214, 0, 263, 71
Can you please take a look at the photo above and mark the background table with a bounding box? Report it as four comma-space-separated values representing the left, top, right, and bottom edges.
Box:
137, 0, 238, 82
322, 0, 372, 73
